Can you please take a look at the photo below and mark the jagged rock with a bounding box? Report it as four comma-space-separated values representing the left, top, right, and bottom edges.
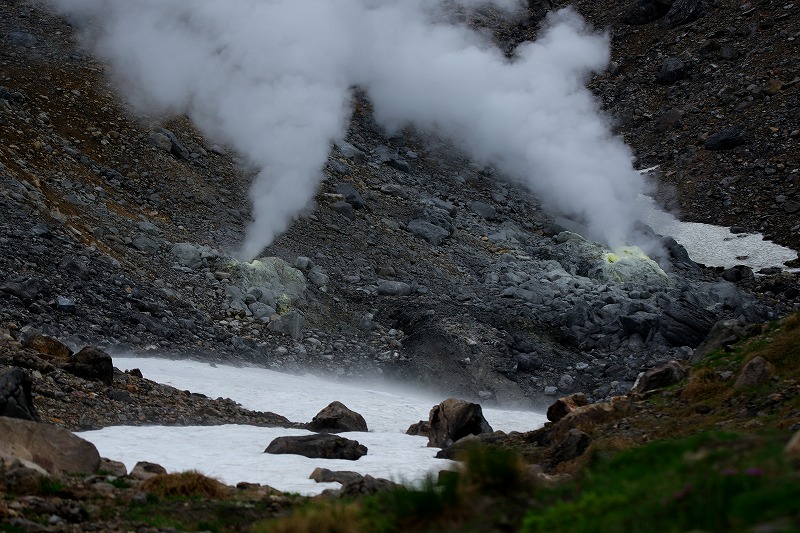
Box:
734, 356, 774, 389
100, 458, 128, 477
130, 461, 167, 480
427, 398, 493, 448
64, 346, 114, 386
546, 393, 589, 423
307, 401, 368, 433
150, 128, 190, 159
336, 182, 365, 209
0, 367, 40, 421
659, 297, 717, 347
265, 434, 368, 460
630, 361, 687, 394
406, 420, 430, 436
691, 319, 750, 363
0, 417, 101, 474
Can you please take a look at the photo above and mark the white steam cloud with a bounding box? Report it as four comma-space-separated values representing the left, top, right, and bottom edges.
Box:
48, 0, 646, 259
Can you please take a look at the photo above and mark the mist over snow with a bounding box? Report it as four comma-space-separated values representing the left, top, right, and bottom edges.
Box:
48, 0, 648, 258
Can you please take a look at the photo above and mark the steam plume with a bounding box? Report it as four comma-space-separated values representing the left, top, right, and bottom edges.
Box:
48, 0, 646, 259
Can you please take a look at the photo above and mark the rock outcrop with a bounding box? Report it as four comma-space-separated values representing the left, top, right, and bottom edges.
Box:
427, 398, 493, 448
307, 401, 368, 433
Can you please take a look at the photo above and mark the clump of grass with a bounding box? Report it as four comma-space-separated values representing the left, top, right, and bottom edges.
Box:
139, 470, 227, 499
36, 477, 65, 496
681, 367, 727, 401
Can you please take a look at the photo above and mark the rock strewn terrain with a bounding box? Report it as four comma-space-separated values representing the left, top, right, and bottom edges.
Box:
0, 0, 798, 410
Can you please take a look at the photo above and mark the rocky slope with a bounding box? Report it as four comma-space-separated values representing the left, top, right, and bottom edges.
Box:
0, 0, 798, 412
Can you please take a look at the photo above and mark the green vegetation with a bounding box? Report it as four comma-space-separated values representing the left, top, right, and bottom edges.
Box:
35, 477, 65, 496
523, 431, 800, 533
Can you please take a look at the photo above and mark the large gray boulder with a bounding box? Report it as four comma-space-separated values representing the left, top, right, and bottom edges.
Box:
265, 434, 367, 460
308, 401, 368, 433
0, 417, 101, 474
427, 398, 494, 448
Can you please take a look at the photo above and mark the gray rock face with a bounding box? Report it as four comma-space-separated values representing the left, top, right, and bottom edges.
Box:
265, 433, 368, 460
0, 417, 101, 474
307, 401, 368, 433
427, 398, 494, 448
0, 368, 40, 421
267, 310, 305, 340
171, 243, 203, 268
407, 219, 450, 245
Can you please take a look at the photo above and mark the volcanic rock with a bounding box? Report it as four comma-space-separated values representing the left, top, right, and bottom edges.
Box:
427, 398, 494, 448
307, 401, 368, 433
64, 346, 114, 386
546, 393, 589, 423
265, 434, 368, 460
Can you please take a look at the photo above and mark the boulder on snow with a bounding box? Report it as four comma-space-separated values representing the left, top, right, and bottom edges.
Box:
307, 401, 368, 433
265, 434, 367, 460
427, 398, 493, 448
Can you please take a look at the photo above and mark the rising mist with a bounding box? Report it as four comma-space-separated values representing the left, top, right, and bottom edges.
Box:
48, 0, 647, 259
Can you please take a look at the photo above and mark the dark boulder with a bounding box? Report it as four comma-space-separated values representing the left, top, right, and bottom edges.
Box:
265, 434, 368, 460
656, 58, 690, 85
427, 398, 494, 448
0, 367, 40, 421
721, 265, 755, 283
406, 420, 430, 436
309, 467, 364, 486
630, 360, 687, 394
659, 297, 717, 347
64, 346, 114, 386
308, 401, 368, 433
704, 125, 746, 150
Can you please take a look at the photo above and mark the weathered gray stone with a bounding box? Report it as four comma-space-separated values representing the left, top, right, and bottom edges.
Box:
630, 360, 687, 394
0, 368, 40, 421
407, 219, 450, 246
267, 310, 305, 340
377, 280, 412, 296
0, 417, 101, 474
734, 356, 773, 389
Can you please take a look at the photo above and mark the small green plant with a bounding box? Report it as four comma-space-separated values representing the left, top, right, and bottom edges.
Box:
36, 477, 66, 496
